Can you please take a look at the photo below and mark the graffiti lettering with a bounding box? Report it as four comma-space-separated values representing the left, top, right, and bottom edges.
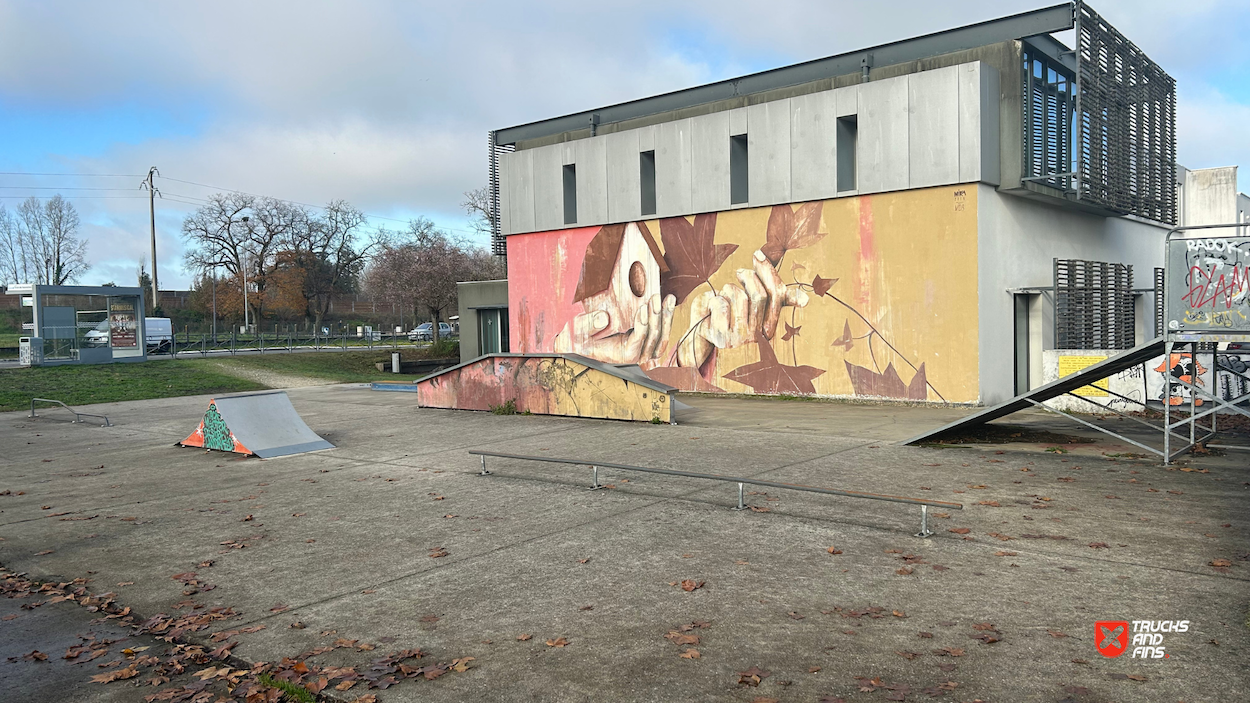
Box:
1181, 239, 1250, 313
1181, 309, 1246, 327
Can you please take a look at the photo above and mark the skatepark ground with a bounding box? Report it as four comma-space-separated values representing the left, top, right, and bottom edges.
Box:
1, 385, 1246, 702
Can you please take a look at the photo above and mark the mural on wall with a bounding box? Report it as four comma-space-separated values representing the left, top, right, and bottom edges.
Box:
508, 187, 980, 402
416, 355, 674, 423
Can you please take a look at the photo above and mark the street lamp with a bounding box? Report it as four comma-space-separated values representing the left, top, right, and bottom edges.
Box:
241, 216, 250, 334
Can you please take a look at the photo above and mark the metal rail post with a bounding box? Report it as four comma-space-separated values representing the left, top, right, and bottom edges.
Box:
479, 455, 490, 475
732, 482, 746, 511
588, 465, 602, 490
915, 504, 933, 538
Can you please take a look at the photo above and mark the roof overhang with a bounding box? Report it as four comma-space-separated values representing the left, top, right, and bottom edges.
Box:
494, 3, 1074, 146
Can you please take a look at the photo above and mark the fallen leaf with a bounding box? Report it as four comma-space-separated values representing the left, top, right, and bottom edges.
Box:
1108, 673, 1148, 681
680, 579, 705, 592
895, 567, 913, 576
737, 665, 771, 687
826, 547, 843, 555
679, 648, 701, 659
1089, 542, 1110, 549
948, 528, 971, 535
516, 634, 532, 641
578, 558, 591, 564
895, 650, 922, 660
545, 637, 570, 647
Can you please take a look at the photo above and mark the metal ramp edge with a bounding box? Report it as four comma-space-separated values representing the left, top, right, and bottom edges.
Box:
416, 353, 679, 395
904, 337, 1166, 446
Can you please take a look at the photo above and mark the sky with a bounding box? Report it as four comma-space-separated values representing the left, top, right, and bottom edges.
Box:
1, 0, 1247, 289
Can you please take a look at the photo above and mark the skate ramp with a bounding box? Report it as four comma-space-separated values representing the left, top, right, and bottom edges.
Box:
416, 354, 677, 423
905, 337, 1166, 445
179, 391, 335, 458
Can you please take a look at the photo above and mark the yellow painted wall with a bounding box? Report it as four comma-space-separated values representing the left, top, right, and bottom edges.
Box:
509, 184, 980, 403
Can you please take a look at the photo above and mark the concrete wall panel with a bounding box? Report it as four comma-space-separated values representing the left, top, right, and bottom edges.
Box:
691, 111, 731, 214
605, 129, 642, 223
575, 137, 608, 225
531, 144, 564, 231
748, 99, 792, 207
908, 66, 960, 188
656, 118, 693, 217
790, 90, 837, 203
507, 149, 534, 234
858, 77, 909, 193
835, 85, 858, 117
977, 184, 1168, 404
729, 107, 748, 136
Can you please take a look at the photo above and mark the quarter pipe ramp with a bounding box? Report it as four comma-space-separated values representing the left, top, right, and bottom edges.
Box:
179, 391, 335, 458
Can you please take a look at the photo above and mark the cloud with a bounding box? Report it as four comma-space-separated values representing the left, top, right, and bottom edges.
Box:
1, 0, 1246, 288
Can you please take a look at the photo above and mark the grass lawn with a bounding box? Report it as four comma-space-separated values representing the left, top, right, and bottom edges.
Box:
201, 348, 452, 384
0, 346, 458, 412
0, 361, 266, 412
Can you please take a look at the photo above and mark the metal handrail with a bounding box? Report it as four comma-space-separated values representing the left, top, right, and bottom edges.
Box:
469, 450, 961, 538
29, 398, 111, 427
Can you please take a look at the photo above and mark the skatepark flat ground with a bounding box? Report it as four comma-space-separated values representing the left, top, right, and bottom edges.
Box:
1, 385, 1247, 702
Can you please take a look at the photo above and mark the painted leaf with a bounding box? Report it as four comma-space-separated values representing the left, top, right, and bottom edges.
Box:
724, 334, 825, 394
812, 274, 837, 297
659, 213, 737, 304
830, 320, 854, 351
845, 361, 927, 400
644, 366, 724, 393
760, 202, 824, 265
781, 323, 801, 341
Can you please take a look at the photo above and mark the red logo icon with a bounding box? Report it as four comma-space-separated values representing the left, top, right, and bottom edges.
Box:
1095, 621, 1129, 658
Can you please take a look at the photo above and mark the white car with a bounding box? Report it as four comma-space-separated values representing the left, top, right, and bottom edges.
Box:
408, 322, 452, 342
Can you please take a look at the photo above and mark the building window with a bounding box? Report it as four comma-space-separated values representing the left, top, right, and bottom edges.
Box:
639, 150, 656, 216
730, 134, 748, 204
563, 164, 577, 225
837, 115, 857, 192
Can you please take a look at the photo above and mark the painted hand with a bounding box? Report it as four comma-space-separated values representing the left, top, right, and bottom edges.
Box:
676, 249, 809, 368
553, 293, 676, 365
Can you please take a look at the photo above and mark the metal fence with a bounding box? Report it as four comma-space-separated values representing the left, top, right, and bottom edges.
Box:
158, 329, 448, 358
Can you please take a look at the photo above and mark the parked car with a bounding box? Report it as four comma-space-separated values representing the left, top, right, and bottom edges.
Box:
83, 316, 173, 353
408, 322, 452, 342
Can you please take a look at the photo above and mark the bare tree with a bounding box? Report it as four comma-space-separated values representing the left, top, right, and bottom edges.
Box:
284, 200, 386, 331
1, 196, 89, 285
461, 186, 491, 237
181, 193, 309, 325
0, 205, 23, 286
365, 218, 499, 344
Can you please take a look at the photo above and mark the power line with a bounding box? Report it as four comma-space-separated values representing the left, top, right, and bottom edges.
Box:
0, 186, 139, 191
0, 171, 145, 177
0, 194, 148, 200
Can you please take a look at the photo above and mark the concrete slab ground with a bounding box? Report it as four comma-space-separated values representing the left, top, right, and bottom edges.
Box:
1, 387, 1246, 703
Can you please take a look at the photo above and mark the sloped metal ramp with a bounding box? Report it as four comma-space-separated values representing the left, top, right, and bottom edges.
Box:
179, 391, 335, 458
905, 337, 1166, 449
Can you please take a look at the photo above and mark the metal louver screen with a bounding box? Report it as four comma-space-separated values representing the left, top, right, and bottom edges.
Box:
1021, 46, 1074, 192
488, 131, 514, 257
1054, 258, 1135, 350
1075, 2, 1176, 224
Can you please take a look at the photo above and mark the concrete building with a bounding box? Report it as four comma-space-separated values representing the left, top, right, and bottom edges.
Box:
456, 279, 509, 363
487, 2, 1246, 405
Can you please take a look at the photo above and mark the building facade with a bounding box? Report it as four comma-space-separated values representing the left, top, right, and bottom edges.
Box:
490, 2, 1235, 405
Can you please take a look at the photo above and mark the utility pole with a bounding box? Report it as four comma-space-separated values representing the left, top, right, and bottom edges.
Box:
140, 167, 160, 315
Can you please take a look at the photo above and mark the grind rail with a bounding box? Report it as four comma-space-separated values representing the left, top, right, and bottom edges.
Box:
29, 398, 111, 427
469, 450, 962, 538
